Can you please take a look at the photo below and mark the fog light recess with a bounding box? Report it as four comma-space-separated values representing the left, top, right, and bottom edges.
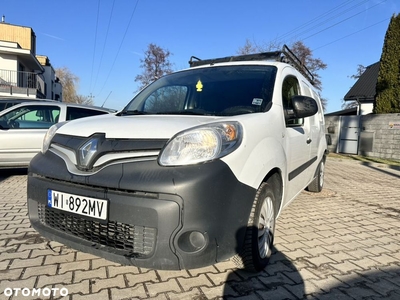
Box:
178, 231, 207, 253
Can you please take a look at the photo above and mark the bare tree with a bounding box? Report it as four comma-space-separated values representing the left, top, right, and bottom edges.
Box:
135, 43, 173, 90
55, 67, 78, 103
75, 95, 94, 105
349, 64, 366, 80
237, 38, 281, 54
55, 67, 93, 105
290, 41, 327, 92
237, 40, 328, 110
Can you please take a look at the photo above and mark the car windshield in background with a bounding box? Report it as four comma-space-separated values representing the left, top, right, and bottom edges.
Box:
123, 65, 277, 116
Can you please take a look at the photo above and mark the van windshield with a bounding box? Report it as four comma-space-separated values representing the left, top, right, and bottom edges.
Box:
122, 65, 277, 116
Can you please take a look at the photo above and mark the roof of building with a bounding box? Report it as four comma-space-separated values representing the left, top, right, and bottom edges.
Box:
343, 62, 380, 102
324, 107, 358, 116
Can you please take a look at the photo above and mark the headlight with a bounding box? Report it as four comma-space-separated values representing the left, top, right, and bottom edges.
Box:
42, 122, 66, 153
159, 122, 242, 166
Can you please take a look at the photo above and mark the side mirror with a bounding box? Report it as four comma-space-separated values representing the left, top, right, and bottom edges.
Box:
285, 95, 318, 120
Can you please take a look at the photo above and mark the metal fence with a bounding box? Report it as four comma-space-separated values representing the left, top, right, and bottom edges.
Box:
0, 69, 45, 93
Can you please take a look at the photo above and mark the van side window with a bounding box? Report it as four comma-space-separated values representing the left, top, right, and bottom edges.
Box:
282, 76, 303, 127
312, 90, 324, 123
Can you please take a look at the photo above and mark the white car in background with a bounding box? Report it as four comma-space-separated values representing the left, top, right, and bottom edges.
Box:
0, 102, 116, 168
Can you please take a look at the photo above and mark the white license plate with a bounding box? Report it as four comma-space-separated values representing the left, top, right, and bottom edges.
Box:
47, 189, 108, 220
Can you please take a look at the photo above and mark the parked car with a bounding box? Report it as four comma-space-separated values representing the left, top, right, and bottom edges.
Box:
28, 45, 327, 272
0, 102, 116, 168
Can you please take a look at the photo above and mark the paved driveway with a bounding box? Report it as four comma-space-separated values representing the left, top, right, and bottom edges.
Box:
0, 157, 399, 300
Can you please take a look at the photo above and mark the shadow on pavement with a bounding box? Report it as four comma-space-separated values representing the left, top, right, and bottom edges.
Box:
361, 162, 400, 179
0, 168, 27, 182
222, 220, 400, 299
312, 267, 400, 299
222, 248, 305, 299
222, 255, 400, 299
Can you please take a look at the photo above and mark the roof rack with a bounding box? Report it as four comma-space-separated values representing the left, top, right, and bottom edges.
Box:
188, 45, 314, 85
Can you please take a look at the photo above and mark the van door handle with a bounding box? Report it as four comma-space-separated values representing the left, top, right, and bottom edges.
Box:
306, 138, 312, 144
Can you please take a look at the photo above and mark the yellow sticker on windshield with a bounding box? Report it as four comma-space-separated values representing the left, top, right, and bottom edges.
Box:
196, 80, 203, 92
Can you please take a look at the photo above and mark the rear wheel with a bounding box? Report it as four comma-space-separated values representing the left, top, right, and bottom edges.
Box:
307, 159, 325, 192
233, 182, 276, 272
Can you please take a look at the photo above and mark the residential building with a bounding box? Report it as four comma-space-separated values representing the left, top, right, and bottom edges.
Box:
342, 62, 379, 115
324, 61, 400, 160
0, 16, 62, 100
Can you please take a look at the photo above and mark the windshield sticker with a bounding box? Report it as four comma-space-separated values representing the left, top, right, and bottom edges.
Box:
196, 80, 203, 92
252, 98, 263, 106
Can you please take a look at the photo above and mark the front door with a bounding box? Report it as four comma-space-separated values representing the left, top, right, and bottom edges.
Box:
281, 73, 313, 203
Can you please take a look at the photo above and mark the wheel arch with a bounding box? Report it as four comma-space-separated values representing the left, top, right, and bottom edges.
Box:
261, 168, 283, 217
312, 151, 328, 178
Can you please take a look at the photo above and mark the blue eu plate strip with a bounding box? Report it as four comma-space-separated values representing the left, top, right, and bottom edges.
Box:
47, 189, 52, 207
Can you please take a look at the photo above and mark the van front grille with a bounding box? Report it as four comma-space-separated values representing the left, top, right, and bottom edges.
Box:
37, 203, 156, 257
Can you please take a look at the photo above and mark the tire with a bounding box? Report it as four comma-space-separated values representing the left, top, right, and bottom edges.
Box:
233, 182, 276, 272
307, 158, 325, 193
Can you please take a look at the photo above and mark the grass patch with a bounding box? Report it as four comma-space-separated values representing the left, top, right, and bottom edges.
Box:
328, 153, 400, 166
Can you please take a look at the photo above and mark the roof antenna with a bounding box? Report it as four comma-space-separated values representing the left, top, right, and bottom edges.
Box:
101, 91, 112, 107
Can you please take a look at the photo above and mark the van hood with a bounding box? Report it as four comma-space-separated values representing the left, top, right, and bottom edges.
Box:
56, 114, 223, 139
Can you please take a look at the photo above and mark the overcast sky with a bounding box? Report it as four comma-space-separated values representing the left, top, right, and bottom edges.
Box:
3, 0, 399, 113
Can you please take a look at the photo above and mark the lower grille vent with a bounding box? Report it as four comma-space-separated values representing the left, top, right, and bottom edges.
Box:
38, 203, 156, 257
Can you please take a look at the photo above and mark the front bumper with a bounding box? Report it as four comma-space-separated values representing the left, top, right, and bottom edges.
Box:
28, 151, 256, 270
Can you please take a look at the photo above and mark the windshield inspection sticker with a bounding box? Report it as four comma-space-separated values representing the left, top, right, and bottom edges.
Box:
252, 98, 263, 105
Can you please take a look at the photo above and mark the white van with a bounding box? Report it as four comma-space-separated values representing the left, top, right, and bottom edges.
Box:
28, 45, 328, 272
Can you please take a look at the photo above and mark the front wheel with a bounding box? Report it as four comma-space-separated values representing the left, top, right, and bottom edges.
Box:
233, 182, 276, 272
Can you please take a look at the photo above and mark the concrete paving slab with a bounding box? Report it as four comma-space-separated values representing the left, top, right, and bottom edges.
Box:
0, 157, 399, 299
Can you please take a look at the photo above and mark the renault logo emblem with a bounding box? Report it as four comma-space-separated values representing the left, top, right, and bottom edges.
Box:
79, 138, 98, 168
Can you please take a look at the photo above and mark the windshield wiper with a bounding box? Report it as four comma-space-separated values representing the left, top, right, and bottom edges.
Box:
117, 110, 148, 116
156, 109, 211, 116
118, 109, 213, 116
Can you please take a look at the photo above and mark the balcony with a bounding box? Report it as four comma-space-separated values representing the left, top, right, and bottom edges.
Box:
0, 69, 46, 98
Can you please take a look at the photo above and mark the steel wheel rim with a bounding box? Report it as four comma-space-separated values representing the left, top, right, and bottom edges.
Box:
258, 196, 275, 259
